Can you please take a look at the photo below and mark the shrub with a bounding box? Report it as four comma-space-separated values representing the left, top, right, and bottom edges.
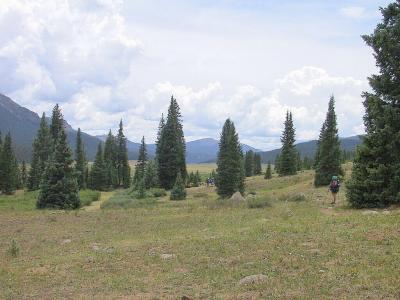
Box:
7, 239, 20, 257
150, 188, 167, 197
279, 193, 306, 202
170, 173, 187, 200
79, 190, 101, 207
136, 178, 146, 199
101, 192, 158, 209
247, 196, 271, 209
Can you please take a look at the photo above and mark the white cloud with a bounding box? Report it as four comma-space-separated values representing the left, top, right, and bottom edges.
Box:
137, 66, 366, 150
340, 6, 367, 19
0, 1, 375, 150
0, 0, 142, 106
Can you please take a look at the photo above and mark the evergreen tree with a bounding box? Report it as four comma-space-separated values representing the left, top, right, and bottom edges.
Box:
253, 153, 262, 175
314, 122, 326, 170
50, 104, 63, 141
0, 133, 17, 194
27, 140, 41, 190
90, 143, 108, 191
187, 171, 195, 187
314, 96, 343, 186
21, 161, 27, 188
170, 172, 187, 200
347, 2, 400, 208
155, 114, 165, 162
157, 96, 187, 189
28, 113, 51, 190
85, 166, 90, 188
296, 151, 302, 171
278, 111, 297, 176
274, 154, 281, 174
264, 161, 272, 179
137, 136, 147, 178
75, 128, 87, 189
216, 119, 245, 198
144, 160, 158, 189
14, 158, 22, 189
136, 177, 146, 199
302, 156, 312, 170
37, 125, 80, 209
103, 130, 118, 188
194, 170, 201, 187
116, 120, 131, 188
244, 150, 254, 177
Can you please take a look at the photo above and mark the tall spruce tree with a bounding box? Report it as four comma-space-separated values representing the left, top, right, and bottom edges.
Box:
90, 143, 108, 191
216, 119, 245, 198
296, 151, 302, 171
244, 150, 254, 177
264, 161, 272, 179
347, 2, 400, 208
137, 136, 147, 178
116, 120, 131, 188
155, 114, 165, 163
253, 153, 262, 175
0, 133, 18, 194
278, 111, 297, 176
274, 154, 281, 174
37, 118, 80, 209
50, 104, 63, 141
27, 140, 41, 190
14, 158, 22, 189
28, 113, 51, 190
157, 96, 187, 189
21, 161, 27, 188
75, 128, 87, 189
103, 130, 118, 188
314, 96, 343, 186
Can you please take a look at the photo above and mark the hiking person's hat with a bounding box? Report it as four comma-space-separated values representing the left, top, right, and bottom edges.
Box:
332, 176, 338, 180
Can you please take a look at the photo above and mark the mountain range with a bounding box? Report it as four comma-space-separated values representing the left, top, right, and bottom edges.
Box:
0, 93, 362, 164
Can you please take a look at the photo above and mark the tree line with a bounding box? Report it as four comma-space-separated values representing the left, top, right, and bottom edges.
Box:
1, 1, 399, 209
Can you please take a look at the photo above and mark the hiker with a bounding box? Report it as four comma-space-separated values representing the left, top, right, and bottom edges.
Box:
329, 176, 340, 205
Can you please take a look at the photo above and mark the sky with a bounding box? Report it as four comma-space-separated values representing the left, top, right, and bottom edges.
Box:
0, 0, 392, 150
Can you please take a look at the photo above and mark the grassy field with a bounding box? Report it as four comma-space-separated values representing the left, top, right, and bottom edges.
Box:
0, 164, 399, 299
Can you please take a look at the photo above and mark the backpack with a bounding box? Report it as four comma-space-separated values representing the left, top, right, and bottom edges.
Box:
330, 179, 339, 192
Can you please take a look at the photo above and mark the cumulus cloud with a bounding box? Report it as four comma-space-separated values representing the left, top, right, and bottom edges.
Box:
0, 0, 141, 107
0, 1, 372, 150
340, 6, 367, 19
140, 66, 367, 150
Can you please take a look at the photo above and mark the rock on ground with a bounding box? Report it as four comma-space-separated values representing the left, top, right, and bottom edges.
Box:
362, 210, 379, 215
160, 253, 176, 260
230, 191, 245, 202
238, 274, 267, 285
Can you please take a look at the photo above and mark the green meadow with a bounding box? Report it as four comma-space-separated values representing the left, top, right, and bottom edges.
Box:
0, 164, 399, 299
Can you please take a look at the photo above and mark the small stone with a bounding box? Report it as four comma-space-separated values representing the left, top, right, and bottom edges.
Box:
61, 239, 72, 245
362, 210, 379, 215
92, 243, 100, 251
105, 247, 115, 253
238, 274, 267, 285
160, 253, 176, 260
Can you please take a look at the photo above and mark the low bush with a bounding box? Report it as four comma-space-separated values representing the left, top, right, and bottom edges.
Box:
101, 191, 158, 209
79, 190, 101, 207
246, 196, 272, 209
279, 193, 306, 202
150, 188, 167, 197
7, 239, 20, 257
